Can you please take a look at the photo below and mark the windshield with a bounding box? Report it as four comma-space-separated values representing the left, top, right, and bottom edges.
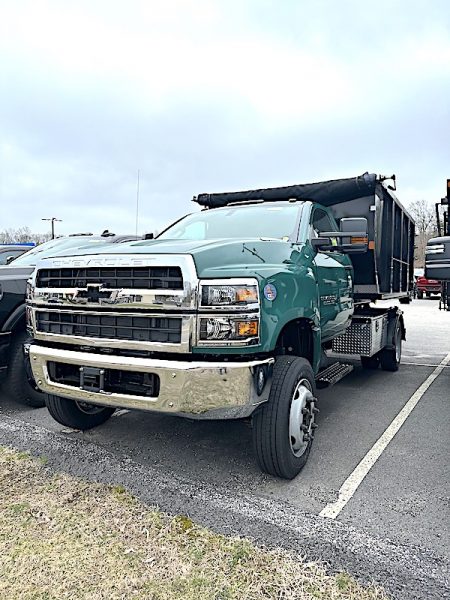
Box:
11, 237, 109, 266
158, 203, 302, 241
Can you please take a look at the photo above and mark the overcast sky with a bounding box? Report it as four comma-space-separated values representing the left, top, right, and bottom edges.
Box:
1, 0, 449, 237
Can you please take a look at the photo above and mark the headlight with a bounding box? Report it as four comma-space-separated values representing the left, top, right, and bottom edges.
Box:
197, 278, 260, 346
199, 316, 259, 344
200, 280, 259, 309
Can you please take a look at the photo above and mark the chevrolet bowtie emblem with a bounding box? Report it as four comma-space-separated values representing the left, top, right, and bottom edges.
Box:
76, 284, 113, 303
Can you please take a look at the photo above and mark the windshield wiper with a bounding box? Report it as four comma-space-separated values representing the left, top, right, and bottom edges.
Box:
242, 243, 265, 263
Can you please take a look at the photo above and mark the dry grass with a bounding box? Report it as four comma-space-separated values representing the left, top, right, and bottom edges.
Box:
0, 446, 388, 600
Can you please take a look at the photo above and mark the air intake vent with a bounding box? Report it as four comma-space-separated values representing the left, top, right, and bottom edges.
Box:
36, 267, 183, 290
36, 311, 182, 344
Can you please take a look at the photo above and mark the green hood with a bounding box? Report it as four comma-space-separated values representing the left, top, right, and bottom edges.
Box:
49, 238, 300, 279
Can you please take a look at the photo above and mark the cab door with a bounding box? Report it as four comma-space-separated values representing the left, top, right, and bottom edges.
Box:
310, 207, 353, 341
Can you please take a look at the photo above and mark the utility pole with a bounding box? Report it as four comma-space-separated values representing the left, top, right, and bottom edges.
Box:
42, 217, 62, 239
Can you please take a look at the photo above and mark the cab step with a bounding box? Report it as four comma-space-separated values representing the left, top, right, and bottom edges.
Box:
316, 362, 353, 388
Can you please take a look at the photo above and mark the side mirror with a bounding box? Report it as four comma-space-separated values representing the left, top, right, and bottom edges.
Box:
311, 238, 333, 250
6, 255, 16, 265
339, 217, 368, 253
144, 232, 154, 240
340, 217, 367, 236
316, 217, 368, 254
339, 217, 368, 251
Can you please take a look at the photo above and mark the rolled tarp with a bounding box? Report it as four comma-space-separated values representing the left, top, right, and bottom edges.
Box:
194, 172, 377, 208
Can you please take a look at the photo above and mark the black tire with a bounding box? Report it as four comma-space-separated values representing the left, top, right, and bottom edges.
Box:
426, 292, 431, 298
2, 331, 46, 408
380, 322, 402, 372
399, 297, 410, 305
361, 355, 380, 369
252, 355, 317, 479
417, 291, 423, 299
46, 394, 115, 430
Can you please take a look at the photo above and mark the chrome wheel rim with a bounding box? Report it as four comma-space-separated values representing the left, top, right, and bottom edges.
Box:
289, 378, 315, 457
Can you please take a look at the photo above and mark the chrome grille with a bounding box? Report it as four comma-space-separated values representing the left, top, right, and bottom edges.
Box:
36, 311, 182, 344
29, 254, 198, 353
36, 266, 183, 290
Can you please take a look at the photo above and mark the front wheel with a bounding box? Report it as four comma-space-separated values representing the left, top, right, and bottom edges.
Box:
417, 291, 424, 299
252, 356, 317, 479
46, 395, 115, 430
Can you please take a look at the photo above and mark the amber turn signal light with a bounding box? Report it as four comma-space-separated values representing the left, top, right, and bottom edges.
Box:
236, 288, 258, 303
351, 236, 368, 244
237, 321, 259, 336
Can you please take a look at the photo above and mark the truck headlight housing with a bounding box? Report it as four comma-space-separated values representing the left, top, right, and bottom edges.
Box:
197, 278, 260, 346
200, 281, 259, 309
199, 316, 259, 343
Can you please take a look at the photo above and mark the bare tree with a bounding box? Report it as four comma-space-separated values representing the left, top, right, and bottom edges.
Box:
408, 199, 437, 268
0, 228, 52, 245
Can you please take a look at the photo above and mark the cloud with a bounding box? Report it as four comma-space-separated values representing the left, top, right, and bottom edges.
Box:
1, 0, 450, 237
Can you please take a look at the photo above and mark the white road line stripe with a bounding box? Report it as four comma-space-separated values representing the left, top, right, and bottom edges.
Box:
319, 351, 450, 520
402, 361, 450, 368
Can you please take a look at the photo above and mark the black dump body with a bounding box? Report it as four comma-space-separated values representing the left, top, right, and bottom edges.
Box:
194, 173, 415, 301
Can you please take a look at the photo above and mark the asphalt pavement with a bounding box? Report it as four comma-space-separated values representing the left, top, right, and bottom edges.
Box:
1, 298, 449, 599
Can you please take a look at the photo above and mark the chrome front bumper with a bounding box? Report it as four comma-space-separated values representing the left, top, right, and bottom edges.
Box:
29, 344, 274, 420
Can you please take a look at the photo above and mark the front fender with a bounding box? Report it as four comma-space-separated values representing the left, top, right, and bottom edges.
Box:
259, 265, 319, 352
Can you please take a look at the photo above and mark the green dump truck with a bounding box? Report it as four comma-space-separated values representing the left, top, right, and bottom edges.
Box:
26, 172, 415, 479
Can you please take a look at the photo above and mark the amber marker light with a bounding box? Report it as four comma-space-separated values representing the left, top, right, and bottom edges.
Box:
237, 321, 259, 336
235, 287, 258, 303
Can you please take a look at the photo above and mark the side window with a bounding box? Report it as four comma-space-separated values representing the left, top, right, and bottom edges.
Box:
0, 249, 24, 264
311, 209, 338, 246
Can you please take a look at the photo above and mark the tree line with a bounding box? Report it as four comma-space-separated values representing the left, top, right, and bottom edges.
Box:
0, 227, 51, 245
408, 199, 439, 268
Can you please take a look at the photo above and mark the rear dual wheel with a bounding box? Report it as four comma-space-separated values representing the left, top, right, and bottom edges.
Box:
360, 322, 402, 372
252, 356, 317, 480
379, 322, 402, 371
